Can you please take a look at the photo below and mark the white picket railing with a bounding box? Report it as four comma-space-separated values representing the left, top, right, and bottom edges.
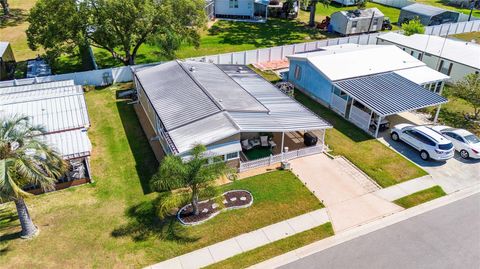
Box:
238, 145, 324, 172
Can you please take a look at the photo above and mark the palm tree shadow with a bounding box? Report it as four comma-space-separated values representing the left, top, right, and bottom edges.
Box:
111, 197, 199, 243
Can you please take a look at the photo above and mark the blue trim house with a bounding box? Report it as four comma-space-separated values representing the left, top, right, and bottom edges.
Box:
287, 44, 450, 137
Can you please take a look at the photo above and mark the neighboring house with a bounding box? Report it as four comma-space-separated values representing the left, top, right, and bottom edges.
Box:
377, 33, 480, 82
399, 3, 461, 25
330, 8, 384, 36
0, 80, 92, 194
132, 60, 331, 172
287, 44, 449, 137
207, 0, 270, 21
0, 42, 16, 81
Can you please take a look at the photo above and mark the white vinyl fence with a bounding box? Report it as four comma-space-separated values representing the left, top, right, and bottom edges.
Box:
1, 20, 479, 88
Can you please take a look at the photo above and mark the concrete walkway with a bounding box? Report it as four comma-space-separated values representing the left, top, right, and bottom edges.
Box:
146, 209, 329, 269
374, 175, 437, 201
289, 154, 402, 233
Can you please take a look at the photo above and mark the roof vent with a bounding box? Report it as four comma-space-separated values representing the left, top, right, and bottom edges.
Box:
237, 66, 243, 73
189, 66, 196, 72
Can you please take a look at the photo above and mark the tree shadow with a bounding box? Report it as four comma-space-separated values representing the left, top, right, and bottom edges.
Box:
115, 98, 158, 194
208, 18, 326, 48
111, 197, 199, 243
0, 207, 21, 250
0, 8, 28, 28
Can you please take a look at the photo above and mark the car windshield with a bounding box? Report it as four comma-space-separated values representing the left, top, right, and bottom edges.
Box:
464, 134, 480, 144
438, 143, 453, 150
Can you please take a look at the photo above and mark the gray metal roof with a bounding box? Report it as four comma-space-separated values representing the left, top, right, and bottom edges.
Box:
135, 61, 221, 131
0, 80, 75, 94
42, 129, 91, 159
334, 72, 448, 117
0, 42, 9, 57
182, 61, 268, 112
401, 3, 452, 17
0, 85, 83, 105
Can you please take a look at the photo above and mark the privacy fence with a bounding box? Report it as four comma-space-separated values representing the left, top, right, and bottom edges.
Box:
1, 20, 479, 87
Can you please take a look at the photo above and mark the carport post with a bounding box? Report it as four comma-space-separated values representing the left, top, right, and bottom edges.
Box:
374, 115, 382, 138
434, 104, 442, 124
281, 132, 285, 153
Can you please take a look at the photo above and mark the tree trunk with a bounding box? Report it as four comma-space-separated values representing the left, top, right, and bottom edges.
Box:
1, 0, 9, 16
191, 188, 200, 216
14, 198, 39, 239
309, 1, 317, 27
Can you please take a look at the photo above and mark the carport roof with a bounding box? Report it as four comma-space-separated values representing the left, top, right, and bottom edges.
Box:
334, 72, 448, 117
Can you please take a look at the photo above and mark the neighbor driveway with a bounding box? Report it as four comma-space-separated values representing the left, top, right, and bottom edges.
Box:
379, 133, 480, 194
290, 154, 402, 232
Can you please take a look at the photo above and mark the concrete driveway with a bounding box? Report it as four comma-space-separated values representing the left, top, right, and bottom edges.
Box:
379, 133, 480, 194
290, 154, 402, 232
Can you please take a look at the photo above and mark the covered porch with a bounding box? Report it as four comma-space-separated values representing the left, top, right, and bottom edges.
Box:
331, 72, 448, 138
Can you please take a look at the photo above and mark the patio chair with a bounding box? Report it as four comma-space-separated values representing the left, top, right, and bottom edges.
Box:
260, 136, 269, 147
241, 139, 253, 151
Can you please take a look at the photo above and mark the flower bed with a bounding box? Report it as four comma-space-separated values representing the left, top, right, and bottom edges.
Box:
177, 190, 253, 225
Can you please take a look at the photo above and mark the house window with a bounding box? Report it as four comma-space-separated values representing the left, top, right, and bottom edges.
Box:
226, 152, 239, 160
438, 61, 453, 75
208, 155, 225, 164
229, 0, 239, 8
435, 81, 443, 93
410, 51, 414, 56
294, 65, 302, 80
352, 21, 358, 28
373, 18, 379, 26
418, 53, 423, 60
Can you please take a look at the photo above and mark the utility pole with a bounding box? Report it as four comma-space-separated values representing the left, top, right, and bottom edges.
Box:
468, 0, 477, 21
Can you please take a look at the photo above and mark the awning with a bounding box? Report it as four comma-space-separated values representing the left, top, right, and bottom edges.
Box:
334, 72, 448, 117
42, 129, 92, 160
394, 66, 449, 85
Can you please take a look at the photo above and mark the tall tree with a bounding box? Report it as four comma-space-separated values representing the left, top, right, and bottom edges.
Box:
309, 0, 319, 27
450, 73, 480, 120
27, 0, 206, 66
0, 0, 9, 16
0, 116, 67, 239
401, 18, 425, 36
150, 145, 232, 216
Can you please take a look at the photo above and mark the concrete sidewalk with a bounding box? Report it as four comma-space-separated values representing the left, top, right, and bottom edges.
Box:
374, 175, 437, 201
146, 209, 329, 269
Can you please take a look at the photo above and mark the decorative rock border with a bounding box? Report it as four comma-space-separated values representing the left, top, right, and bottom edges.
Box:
177, 190, 253, 226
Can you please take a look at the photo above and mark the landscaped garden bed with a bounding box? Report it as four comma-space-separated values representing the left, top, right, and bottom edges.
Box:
178, 190, 253, 225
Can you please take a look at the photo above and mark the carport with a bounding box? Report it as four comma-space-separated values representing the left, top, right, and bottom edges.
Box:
332, 72, 448, 137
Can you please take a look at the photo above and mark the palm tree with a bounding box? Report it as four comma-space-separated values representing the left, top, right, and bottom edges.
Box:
0, 115, 67, 239
150, 144, 233, 216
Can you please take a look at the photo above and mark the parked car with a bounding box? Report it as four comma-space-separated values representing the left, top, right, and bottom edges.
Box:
390, 124, 454, 161
431, 126, 480, 159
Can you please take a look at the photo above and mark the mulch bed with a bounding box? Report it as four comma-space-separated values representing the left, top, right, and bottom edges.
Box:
177, 190, 253, 225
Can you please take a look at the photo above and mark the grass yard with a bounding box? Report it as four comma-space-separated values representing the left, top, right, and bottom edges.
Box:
452, 31, 480, 42
0, 83, 322, 268
205, 222, 334, 269
394, 186, 447, 208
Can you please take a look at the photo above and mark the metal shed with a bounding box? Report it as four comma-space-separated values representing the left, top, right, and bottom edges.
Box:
399, 3, 460, 26
330, 8, 385, 35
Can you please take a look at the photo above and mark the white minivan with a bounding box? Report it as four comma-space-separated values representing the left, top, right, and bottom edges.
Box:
390, 124, 455, 161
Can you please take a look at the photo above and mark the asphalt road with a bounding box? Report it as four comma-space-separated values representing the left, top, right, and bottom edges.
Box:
280, 193, 480, 269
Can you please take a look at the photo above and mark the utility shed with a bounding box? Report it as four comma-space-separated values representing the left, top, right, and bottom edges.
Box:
399, 3, 460, 25
330, 8, 384, 35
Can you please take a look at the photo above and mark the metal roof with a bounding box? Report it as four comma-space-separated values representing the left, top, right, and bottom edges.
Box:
394, 66, 449, 85
339, 8, 384, 19
135, 61, 331, 155
0, 80, 75, 94
135, 61, 221, 131
182, 61, 268, 112
0, 42, 9, 57
0, 85, 83, 105
220, 65, 331, 131
42, 129, 92, 159
334, 72, 448, 117
168, 112, 239, 154
401, 3, 452, 17
0, 92, 90, 133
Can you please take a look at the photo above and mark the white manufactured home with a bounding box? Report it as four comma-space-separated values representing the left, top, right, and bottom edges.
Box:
377, 33, 480, 83
207, 0, 270, 21
330, 8, 384, 35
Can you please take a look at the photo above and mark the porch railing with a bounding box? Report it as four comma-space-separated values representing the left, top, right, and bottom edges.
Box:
239, 145, 324, 172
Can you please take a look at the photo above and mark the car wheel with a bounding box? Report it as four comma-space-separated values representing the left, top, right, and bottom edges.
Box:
460, 149, 469, 159
420, 150, 429, 161
391, 132, 399, 141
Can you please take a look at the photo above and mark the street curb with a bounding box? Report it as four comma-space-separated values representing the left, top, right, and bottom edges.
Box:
249, 184, 480, 269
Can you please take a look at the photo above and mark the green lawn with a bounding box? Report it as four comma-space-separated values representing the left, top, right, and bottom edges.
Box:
394, 186, 447, 208
0, 84, 322, 268
452, 31, 480, 42
205, 222, 334, 269
424, 87, 480, 136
